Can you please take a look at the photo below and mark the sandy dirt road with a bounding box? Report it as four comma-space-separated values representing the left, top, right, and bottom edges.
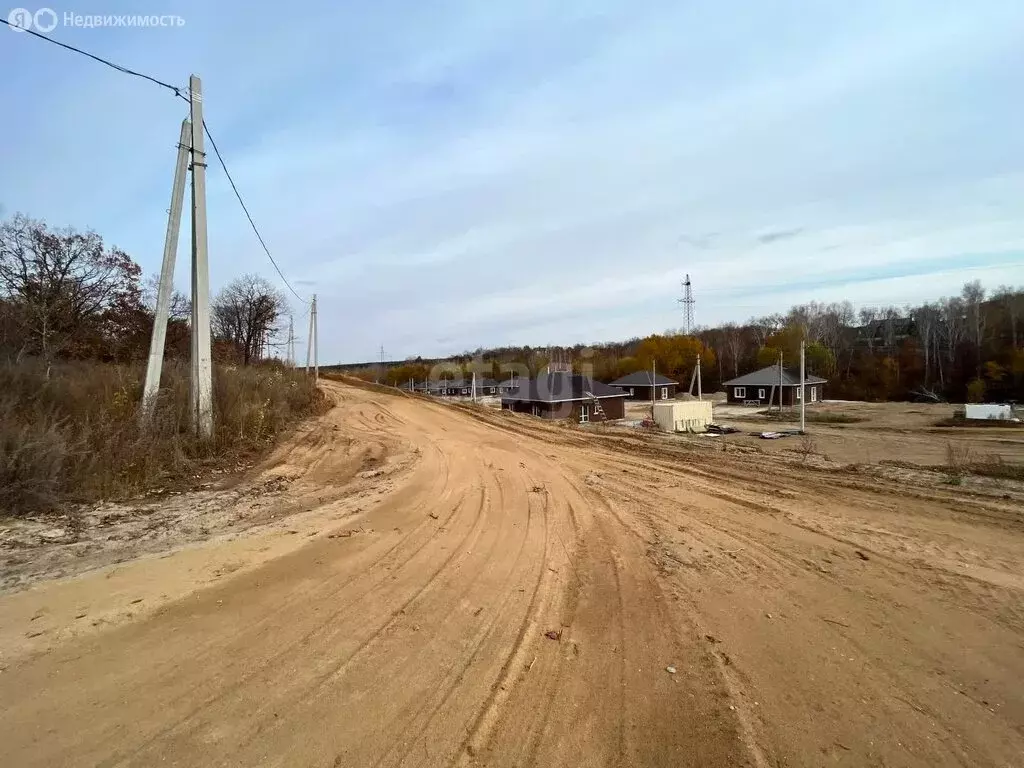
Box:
2, 380, 1023, 767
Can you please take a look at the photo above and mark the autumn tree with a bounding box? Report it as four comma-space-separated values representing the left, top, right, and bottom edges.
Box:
211, 274, 289, 365
0, 214, 142, 362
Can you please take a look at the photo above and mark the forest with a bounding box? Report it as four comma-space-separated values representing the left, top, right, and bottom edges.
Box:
365, 283, 1024, 404
0, 213, 321, 514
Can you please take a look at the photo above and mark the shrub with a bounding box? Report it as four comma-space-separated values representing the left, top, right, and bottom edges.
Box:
944, 442, 973, 483
798, 433, 818, 463
966, 378, 986, 403
0, 359, 326, 516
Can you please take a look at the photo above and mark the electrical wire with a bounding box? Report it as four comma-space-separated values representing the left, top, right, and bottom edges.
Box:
202, 121, 306, 304
1, 18, 188, 98
4, 18, 309, 306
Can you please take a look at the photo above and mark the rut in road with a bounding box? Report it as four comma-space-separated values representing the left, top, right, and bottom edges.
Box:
4, 381, 1023, 767
0, 382, 752, 767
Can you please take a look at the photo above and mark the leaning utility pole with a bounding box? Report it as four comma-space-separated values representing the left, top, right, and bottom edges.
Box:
140, 118, 190, 425
287, 314, 295, 367
189, 75, 214, 439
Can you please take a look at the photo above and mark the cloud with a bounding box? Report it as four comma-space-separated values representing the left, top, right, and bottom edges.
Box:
757, 228, 804, 245
2, 0, 1023, 363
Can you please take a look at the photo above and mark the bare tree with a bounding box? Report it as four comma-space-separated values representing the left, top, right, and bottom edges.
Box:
913, 302, 940, 386
141, 274, 190, 322
722, 322, 744, 377
961, 280, 986, 377
879, 306, 902, 350
993, 285, 1022, 351
0, 214, 140, 361
939, 296, 966, 380
750, 313, 784, 348
212, 274, 289, 365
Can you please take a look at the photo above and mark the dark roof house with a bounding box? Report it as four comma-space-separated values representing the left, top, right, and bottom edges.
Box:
723, 365, 827, 407
501, 373, 628, 421
609, 371, 679, 401
497, 376, 524, 393
474, 377, 499, 395
423, 377, 500, 397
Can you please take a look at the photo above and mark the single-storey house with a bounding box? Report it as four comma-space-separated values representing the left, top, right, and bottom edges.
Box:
422, 377, 499, 397
474, 377, 499, 396
501, 373, 628, 422
723, 365, 826, 406
423, 378, 466, 397
609, 371, 679, 401
497, 376, 523, 394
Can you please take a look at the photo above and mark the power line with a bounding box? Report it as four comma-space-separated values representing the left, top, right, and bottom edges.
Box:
1, 18, 188, 99
201, 122, 306, 303
4, 19, 308, 306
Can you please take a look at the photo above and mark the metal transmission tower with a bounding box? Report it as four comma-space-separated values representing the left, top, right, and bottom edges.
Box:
678, 274, 695, 335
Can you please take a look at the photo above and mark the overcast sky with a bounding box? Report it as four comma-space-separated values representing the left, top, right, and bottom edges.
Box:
2, 0, 1023, 363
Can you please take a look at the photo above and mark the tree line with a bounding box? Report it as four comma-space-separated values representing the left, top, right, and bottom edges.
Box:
366, 282, 1023, 404
0, 214, 292, 367
13, 212, 1019, 404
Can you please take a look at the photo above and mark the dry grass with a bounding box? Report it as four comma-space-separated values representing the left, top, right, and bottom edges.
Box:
764, 410, 864, 424
969, 455, 1024, 481
0, 359, 327, 516
933, 415, 1023, 428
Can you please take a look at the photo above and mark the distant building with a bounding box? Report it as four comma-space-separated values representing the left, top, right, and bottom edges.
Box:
609, 371, 678, 401
501, 373, 628, 422
475, 377, 499, 396
420, 377, 498, 397
497, 376, 522, 394
855, 317, 916, 349
723, 365, 826, 406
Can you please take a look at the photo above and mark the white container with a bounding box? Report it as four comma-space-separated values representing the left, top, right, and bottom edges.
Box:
964, 404, 1012, 420
653, 400, 713, 433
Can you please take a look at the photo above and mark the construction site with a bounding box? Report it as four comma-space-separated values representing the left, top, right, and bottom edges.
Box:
3, 7, 1024, 768
2, 377, 1023, 767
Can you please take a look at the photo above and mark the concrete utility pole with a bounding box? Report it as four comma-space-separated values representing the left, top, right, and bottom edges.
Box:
472, 371, 477, 402
287, 315, 295, 367
189, 74, 214, 439
778, 351, 784, 413
140, 118, 190, 426
305, 294, 318, 382
696, 353, 702, 401
651, 360, 656, 413
800, 340, 806, 433
312, 294, 319, 383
